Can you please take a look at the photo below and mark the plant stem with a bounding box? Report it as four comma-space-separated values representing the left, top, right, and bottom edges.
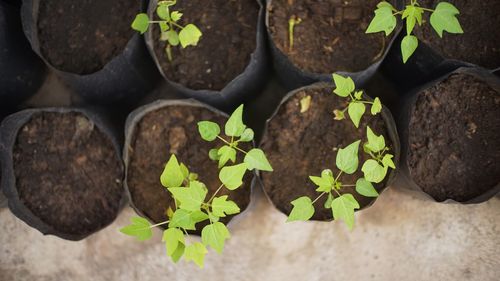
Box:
207, 183, 225, 204
312, 192, 327, 204
335, 171, 343, 182
150, 220, 170, 228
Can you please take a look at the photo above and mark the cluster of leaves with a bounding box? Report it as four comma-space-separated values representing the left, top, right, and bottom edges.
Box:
366, 1, 463, 63
120, 105, 273, 268
132, 0, 202, 61
287, 74, 395, 230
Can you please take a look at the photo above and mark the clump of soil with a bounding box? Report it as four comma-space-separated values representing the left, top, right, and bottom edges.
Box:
127, 105, 252, 231
37, 0, 140, 74
152, 0, 258, 90
261, 86, 394, 221
415, 0, 500, 69
13, 112, 123, 236
267, 0, 394, 74
408, 73, 500, 202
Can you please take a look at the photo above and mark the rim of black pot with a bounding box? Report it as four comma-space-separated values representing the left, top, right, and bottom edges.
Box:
0, 107, 126, 241
123, 98, 257, 234
144, 0, 269, 112
258, 82, 401, 221
396, 66, 500, 204
264, 0, 405, 90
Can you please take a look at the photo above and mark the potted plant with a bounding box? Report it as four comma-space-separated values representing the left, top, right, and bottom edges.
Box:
121, 102, 273, 267
134, 0, 269, 111
21, 0, 161, 104
260, 74, 399, 228
0, 108, 125, 240
265, 0, 403, 90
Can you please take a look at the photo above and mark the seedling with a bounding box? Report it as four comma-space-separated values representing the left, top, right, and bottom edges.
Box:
131, 0, 202, 61
288, 15, 302, 52
120, 105, 273, 268
287, 74, 395, 230
366, 1, 463, 63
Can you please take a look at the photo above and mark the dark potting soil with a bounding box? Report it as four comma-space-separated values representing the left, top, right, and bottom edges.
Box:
152, 0, 258, 90
261, 86, 393, 220
415, 0, 500, 69
13, 112, 123, 236
267, 0, 394, 74
408, 73, 500, 202
127, 106, 252, 231
37, 0, 140, 74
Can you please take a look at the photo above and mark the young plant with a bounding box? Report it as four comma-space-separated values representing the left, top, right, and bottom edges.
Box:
288, 15, 302, 52
287, 74, 395, 230
120, 105, 273, 268
366, 1, 463, 63
131, 0, 202, 61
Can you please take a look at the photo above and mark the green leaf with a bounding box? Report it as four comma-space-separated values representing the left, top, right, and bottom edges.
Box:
362, 159, 387, 183
377, 1, 394, 9
179, 24, 202, 48
371, 97, 382, 115
198, 121, 220, 141
402, 5, 424, 34
336, 140, 361, 175
240, 128, 254, 142
165, 30, 180, 46
365, 6, 396, 36
309, 170, 334, 192
160, 155, 186, 188
209, 148, 220, 161
156, 4, 170, 20
354, 91, 363, 100
163, 228, 185, 257
170, 243, 185, 263
365, 126, 386, 153
218, 145, 237, 168
219, 163, 248, 190
355, 178, 379, 197
382, 154, 396, 169
190, 210, 209, 224
201, 222, 230, 254
333, 109, 345, 121
171, 11, 183, 22
401, 35, 418, 63
131, 13, 150, 34
159, 22, 169, 32
348, 102, 366, 128
168, 181, 208, 211
169, 209, 197, 230
184, 242, 208, 268
324, 193, 334, 209
300, 95, 312, 113
179, 163, 189, 179
332, 74, 355, 97
331, 194, 360, 230
225, 105, 246, 137
244, 148, 273, 171
120, 216, 153, 241
212, 195, 240, 217
287, 196, 315, 222
430, 2, 463, 38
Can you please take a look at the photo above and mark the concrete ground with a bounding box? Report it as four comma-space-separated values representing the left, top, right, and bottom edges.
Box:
1, 177, 499, 281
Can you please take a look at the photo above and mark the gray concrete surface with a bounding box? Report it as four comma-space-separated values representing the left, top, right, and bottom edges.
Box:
1, 178, 499, 281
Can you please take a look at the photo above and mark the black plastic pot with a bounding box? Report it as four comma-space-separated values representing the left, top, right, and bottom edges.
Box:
0, 1, 46, 107
265, 0, 404, 91
123, 99, 255, 234
259, 82, 400, 221
21, 0, 161, 105
0, 107, 125, 240
396, 67, 500, 203
145, 0, 269, 112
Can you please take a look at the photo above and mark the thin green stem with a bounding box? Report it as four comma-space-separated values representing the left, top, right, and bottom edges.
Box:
335, 171, 343, 182
207, 183, 225, 204
150, 220, 170, 228
342, 184, 356, 187
332, 188, 342, 198
312, 192, 327, 204
421, 7, 434, 12
171, 21, 185, 30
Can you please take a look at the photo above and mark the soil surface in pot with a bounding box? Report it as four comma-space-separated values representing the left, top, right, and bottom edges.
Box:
267, 0, 394, 74
37, 0, 139, 74
415, 0, 500, 69
13, 112, 123, 236
408, 73, 500, 202
152, 0, 258, 90
261, 86, 394, 220
127, 105, 252, 232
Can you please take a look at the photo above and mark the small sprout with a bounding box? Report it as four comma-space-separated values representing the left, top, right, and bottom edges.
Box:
121, 105, 273, 268
131, 0, 203, 61
288, 15, 302, 52
366, 1, 463, 63
300, 95, 312, 113
331, 73, 382, 128
288, 75, 395, 230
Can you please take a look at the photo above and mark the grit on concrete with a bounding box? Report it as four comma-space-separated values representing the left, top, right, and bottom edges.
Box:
1, 177, 499, 281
